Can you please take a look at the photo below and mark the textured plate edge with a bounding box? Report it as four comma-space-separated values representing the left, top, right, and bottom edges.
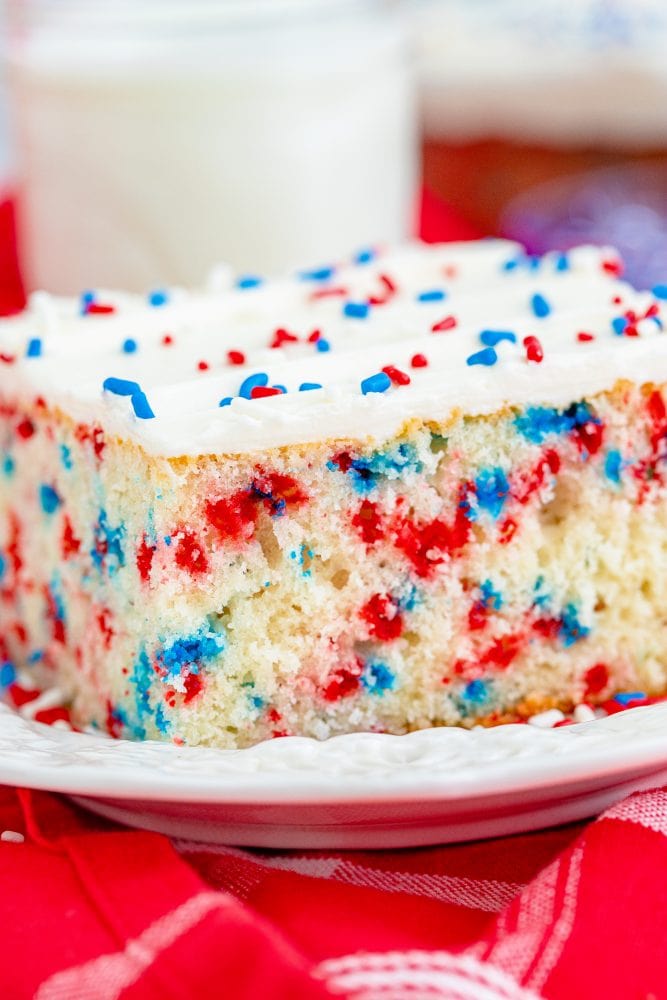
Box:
1, 701, 667, 805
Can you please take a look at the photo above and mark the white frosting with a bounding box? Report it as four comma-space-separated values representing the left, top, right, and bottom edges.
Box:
416, 0, 667, 146
0, 239, 665, 458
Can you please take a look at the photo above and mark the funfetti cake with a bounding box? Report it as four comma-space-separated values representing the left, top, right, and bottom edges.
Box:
1, 239, 667, 747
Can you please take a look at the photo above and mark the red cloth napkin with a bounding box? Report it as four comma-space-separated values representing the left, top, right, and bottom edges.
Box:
3, 192, 667, 998
1, 783, 667, 999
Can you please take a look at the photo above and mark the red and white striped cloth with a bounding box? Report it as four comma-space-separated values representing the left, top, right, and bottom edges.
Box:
1, 783, 666, 999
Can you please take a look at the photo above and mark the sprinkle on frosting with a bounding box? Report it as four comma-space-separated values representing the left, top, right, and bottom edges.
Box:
122, 338, 138, 354
466, 347, 498, 367
382, 365, 411, 387
480, 329, 516, 347
131, 390, 155, 420
26, 338, 42, 358
410, 353, 428, 368
431, 315, 457, 333
523, 335, 544, 363
361, 372, 391, 395
531, 293, 551, 318
343, 302, 370, 320
239, 373, 269, 399
148, 289, 169, 307
227, 350, 245, 366
417, 289, 446, 303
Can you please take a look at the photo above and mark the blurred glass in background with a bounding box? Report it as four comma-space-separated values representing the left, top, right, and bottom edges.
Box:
413, 0, 667, 292
6, 0, 417, 293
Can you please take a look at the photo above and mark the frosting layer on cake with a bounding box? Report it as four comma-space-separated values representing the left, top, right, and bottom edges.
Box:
0, 240, 665, 457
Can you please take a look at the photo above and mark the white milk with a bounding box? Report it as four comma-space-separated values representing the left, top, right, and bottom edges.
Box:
8, 0, 417, 293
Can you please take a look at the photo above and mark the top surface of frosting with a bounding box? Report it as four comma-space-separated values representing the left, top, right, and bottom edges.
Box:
0, 238, 666, 458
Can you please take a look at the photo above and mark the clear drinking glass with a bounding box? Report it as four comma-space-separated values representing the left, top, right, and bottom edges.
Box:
7, 0, 418, 292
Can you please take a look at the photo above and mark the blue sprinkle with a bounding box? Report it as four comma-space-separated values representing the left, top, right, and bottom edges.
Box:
299, 382, 322, 391
361, 372, 391, 395
354, 248, 375, 265
155, 703, 170, 734
474, 467, 509, 520
559, 604, 590, 647
219, 396, 233, 407
502, 258, 519, 271
26, 337, 42, 358
272, 384, 287, 394
39, 484, 62, 515
316, 338, 331, 353
122, 338, 138, 354
27, 649, 43, 664
80, 290, 95, 314
613, 691, 646, 705
611, 316, 628, 335
361, 660, 395, 695
0, 553, 5, 580
528, 255, 541, 271
479, 329, 516, 347
466, 347, 498, 367
343, 301, 370, 320
131, 391, 155, 420
417, 289, 446, 303
480, 579, 503, 610
0, 661, 16, 690
3, 455, 15, 477
239, 372, 268, 399
103, 377, 140, 397
299, 265, 335, 282
652, 284, 667, 300
555, 253, 570, 272
164, 535, 172, 545
604, 449, 623, 484
159, 628, 225, 678
60, 444, 73, 471
148, 289, 169, 307
236, 275, 263, 289
463, 679, 489, 704
531, 293, 551, 318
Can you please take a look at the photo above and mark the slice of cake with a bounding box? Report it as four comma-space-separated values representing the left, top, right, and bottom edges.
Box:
1, 240, 666, 747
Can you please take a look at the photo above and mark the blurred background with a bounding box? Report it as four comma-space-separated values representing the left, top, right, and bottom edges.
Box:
0, 0, 665, 305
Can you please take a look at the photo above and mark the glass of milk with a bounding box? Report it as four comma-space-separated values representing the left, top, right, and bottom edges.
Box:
7, 0, 417, 293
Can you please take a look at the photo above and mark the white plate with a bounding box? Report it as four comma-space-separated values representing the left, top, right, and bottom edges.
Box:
1, 701, 667, 849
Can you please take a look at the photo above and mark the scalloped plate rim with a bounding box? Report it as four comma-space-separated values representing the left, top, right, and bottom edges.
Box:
1, 701, 667, 805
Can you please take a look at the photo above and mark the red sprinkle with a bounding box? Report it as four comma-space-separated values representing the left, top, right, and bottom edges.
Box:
197, 360, 210, 371
174, 529, 208, 575
602, 258, 624, 277
431, 315, 457, 333
307, 329, 321, 343
161, 334, 174, 346
250, 385, 283, 399
368, 273, 398, 306
523, 335, 544, 363
16, 418, 35, 440
86, 303, 116, 315
0, 353, 15, 364
612, 296, 622, 305
360, 593, 403, 641
227, 349, 246, 365
577, 332, 595, 342
270, 327, 299, 349
136, 536, 156, 582
584, 663, 610, 695
410, 353, 428, 368
381, 365, 411, 386
309, 286, 348, 300
183, 672, 204, 704
323, 658, 363, 702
